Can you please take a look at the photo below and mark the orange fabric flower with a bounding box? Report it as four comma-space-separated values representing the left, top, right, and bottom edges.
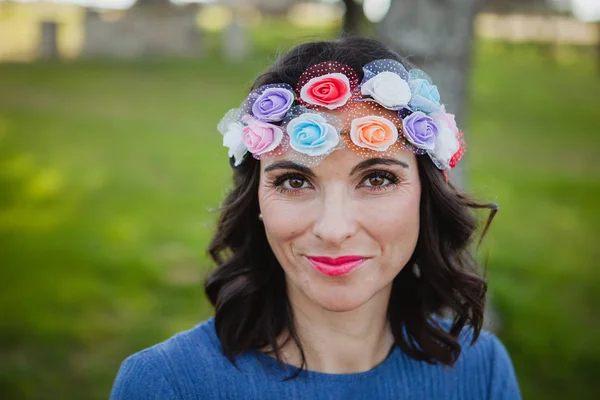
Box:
349, 115, 398, 151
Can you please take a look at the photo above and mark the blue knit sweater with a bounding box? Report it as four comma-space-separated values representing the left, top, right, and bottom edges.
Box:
110, 318, 521, 400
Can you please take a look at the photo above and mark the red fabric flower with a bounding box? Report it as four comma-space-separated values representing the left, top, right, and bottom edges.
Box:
449, 131, 466, 169
299, 73, 352, 110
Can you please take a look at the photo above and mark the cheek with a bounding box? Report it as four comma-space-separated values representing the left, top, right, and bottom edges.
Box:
360, 190, 420, 258
258, 188, 312, 248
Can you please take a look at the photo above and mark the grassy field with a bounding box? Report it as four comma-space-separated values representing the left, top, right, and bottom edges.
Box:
0, 28, 599, 400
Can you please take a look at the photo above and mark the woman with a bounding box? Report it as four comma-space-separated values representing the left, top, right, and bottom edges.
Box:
111, 37, 521, 399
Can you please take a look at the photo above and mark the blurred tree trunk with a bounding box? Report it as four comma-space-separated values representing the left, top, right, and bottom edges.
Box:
378, 0, 482, 190
342, 0, 362, 36
134, 0, 171, 6
379, 0, 502, 331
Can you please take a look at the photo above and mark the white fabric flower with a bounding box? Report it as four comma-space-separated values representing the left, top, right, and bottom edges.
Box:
222, 122, 248, 166
361, 71, 412, 109
429, 114, 459, 169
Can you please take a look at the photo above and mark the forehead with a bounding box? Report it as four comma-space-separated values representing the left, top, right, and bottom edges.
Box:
260, 145, 416, 175
329, 101, 403, 133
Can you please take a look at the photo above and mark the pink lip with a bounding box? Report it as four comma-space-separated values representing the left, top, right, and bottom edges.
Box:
306, 256, 368, 277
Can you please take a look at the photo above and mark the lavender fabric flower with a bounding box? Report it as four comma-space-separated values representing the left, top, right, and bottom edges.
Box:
251, 87, 294, 122
402, 111, 438, 150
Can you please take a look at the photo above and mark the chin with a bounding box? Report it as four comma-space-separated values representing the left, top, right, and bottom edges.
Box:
285, 258, 395, 313
307, 284, 375, 313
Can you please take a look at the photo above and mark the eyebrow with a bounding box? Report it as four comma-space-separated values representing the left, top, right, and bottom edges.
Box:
263, 157, 409, 177
263, 160, 316, 177
349, 158, 409, 175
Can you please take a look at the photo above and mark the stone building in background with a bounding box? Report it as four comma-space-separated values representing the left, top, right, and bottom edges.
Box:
82, 0, 202, 59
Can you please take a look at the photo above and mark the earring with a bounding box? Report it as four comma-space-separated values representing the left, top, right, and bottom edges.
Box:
412, 263, 421, 278
258, 213, 263, 221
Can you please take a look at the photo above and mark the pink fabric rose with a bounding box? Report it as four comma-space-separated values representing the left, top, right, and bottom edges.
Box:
429, 112, 460, 169
435, 112, 458, 134
299, 73, 352, 110
241, 115, 284, 155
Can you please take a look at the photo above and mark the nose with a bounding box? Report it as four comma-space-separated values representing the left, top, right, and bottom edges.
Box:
311, 187, 358, 247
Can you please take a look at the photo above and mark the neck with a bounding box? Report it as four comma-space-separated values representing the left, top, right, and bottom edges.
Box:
272, 283, 395, 374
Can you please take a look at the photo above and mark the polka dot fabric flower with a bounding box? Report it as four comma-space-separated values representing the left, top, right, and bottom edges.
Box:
350, 115, 398, 151
251, 87, 294, 122
286, 112, 340, 156
359, 59, 412, 110
296, 61, 360, 110
403, 111, 438, 151
299, 73, 352, 110
241, 115, 284, 156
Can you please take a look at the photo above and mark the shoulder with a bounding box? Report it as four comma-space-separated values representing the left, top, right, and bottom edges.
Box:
110, 318, 230, 400
447, 321, 522, 399
434, 319, 512, 367
131, 317, 225, 373
457, 327, 513, 372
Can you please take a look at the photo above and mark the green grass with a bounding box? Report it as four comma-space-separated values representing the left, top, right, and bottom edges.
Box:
0, 33, 599, 399
468, 42, 600, 399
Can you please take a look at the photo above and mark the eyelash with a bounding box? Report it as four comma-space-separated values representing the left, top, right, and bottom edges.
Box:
362, 170, 400, 191
270, 170, 400, 195
271, 173, 310, 195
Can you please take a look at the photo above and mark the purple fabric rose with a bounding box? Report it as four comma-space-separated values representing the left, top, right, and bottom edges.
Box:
402, 111, 438, 150
251, 87, 294, 122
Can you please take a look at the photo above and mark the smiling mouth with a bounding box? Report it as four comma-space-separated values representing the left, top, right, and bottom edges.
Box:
305, 255, 368, 277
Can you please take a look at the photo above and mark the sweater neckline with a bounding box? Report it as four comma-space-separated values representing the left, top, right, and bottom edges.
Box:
253, 343, 401, 382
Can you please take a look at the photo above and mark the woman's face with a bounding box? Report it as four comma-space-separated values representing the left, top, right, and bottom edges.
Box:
258, 146, 421, 313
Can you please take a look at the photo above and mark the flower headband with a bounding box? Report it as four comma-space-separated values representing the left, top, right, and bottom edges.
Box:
218, 59, 465, 173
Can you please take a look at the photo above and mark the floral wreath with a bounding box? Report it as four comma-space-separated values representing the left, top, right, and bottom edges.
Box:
218, 59, 465, 175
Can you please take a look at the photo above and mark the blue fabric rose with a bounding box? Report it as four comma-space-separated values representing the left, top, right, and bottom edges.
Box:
408, 69, 442, 114
286, 113, 339, 156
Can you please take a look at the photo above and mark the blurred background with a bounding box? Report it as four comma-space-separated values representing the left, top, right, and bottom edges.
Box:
0, 0, 598, 399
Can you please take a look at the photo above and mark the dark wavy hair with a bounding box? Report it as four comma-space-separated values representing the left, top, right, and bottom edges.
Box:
206, 36, 497, 373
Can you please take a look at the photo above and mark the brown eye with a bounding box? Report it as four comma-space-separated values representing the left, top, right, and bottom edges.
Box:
288, 177, 306, 189
361, 171, 398, 189
367, 176, 385, 186
281, 176, 310, 190
272, 173, 312, 194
